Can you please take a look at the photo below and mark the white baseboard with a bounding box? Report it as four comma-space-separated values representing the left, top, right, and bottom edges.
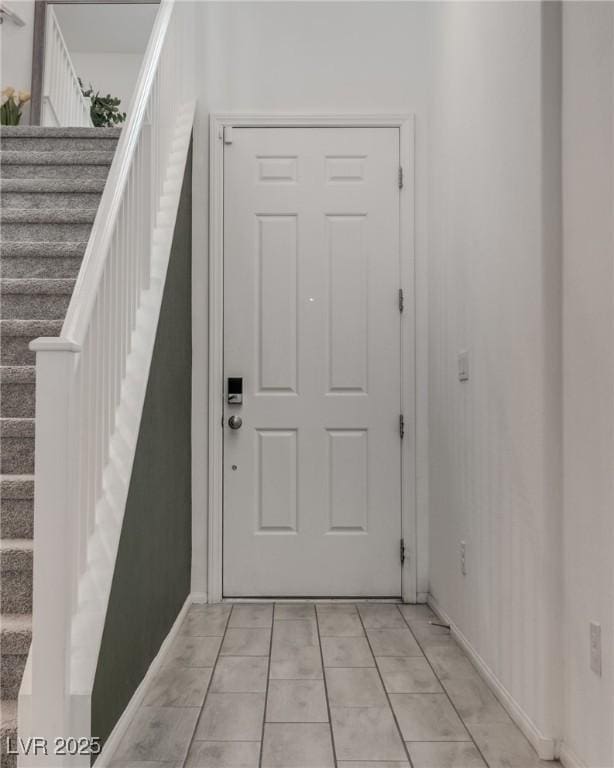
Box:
95, 593, 194, 767
559, 742, 589, 768
191, 592, 208, 604
427, 594, 557, 761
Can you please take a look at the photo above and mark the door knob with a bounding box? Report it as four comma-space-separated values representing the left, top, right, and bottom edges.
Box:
228, 415, 243, 430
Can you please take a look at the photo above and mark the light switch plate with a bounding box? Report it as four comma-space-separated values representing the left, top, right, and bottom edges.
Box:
590, 621, 602, 676
458, 350, 469, 382
460, 540, 467, 575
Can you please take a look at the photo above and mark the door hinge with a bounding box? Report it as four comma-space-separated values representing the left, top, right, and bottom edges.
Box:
398, 288, 404, 313
222, 125, 233, 144
398, 166, 404, 189
400, 538, 406, 565
399, 414, 405, 439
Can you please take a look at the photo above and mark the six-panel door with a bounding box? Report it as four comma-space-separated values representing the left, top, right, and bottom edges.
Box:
223, 127, 402, 597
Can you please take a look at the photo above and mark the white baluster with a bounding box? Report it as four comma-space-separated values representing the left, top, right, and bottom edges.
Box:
69, 357, 83, 616
141, 120, 152, 290
122, 207, 130, 374
102, 262, 111, 466
128, 169, 136, 345
89, 306, 99, 531
77, 344, 89, 580
134, 141, 143, 295
112, 232, 122, 413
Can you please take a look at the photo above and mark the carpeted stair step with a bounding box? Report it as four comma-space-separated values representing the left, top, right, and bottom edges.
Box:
0, 540, 33, 614
1, 699, 17, 768
0, 209, 97, 242
1, 241, 87, 279
0, 150, 115, 179
0, 320, 63, 366
1, 368, 35, 419
0, 125, 121, 151
1, 187, 103, 211
1, 279, 76, 320
0, 419, 34, 475
0, 126, 119, 761
0, 476, 34, 540
1, 177, 106, 194
0, 616, 31, 700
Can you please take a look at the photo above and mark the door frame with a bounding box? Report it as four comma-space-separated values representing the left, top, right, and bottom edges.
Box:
208, 114, 417, 603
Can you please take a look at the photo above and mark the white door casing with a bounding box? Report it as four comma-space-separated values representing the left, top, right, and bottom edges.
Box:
222, 125, 405, 597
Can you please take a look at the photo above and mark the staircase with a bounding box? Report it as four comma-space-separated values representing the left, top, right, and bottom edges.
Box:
0, 126, 120, 767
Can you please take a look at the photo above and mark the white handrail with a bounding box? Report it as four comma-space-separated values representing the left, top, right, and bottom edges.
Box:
24, 0, 195, 753
41, 6, 92, 127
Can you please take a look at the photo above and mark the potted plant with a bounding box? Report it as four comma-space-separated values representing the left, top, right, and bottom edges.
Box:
80, 80, 126, 128
1, 88, 31, 126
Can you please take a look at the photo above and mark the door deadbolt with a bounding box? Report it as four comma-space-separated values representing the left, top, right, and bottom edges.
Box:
228, 377, 243, 404
228, 415, 243, 430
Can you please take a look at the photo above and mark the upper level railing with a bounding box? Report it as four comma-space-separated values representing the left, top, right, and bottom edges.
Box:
26, 0, 195, 752
41, 5, 92, 127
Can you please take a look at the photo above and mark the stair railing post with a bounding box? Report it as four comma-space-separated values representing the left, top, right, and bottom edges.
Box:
29, 340, 81, 764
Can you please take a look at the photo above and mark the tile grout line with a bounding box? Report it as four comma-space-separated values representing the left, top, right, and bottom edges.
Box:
315, 604, 340, 768
180, 604, 234, 768
396, 606, 492, 768
258, 603, 275, 768
355, 606, 415, 768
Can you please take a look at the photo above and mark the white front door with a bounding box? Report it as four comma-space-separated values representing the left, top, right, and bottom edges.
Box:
223, 126, 403, 597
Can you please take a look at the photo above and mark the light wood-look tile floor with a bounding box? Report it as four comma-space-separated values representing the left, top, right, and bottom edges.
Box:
109, 602, 558, 768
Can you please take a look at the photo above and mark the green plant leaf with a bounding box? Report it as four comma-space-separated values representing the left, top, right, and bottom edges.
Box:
79, 78, 127, 128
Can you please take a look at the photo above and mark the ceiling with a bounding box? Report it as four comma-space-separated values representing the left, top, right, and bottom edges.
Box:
54, 3, 159, 54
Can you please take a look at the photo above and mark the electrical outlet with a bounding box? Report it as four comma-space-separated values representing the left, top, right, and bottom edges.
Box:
460, 540, 467, 576
590, 622, 602, 676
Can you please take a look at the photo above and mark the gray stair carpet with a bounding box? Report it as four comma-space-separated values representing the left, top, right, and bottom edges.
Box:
0, 126, 120, 768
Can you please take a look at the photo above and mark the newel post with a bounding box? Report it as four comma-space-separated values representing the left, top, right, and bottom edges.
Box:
29, 338, 81, 763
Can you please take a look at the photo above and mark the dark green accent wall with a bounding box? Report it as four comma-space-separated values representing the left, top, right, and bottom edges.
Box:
91, 143, 192, 752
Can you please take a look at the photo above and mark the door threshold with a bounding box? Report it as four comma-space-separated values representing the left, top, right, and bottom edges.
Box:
221, 596, 403, 604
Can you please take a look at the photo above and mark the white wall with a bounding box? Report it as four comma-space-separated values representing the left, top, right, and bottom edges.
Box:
562, 4, 614, 767
190, 5, 614, 764
53, 3, 157, 118
70, 53, 143, 115
0, 0, 35, 123
190, 0, 435, 598
53, 3, 157, 53
427, 1, 563, 756
0, 2, 156, 124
